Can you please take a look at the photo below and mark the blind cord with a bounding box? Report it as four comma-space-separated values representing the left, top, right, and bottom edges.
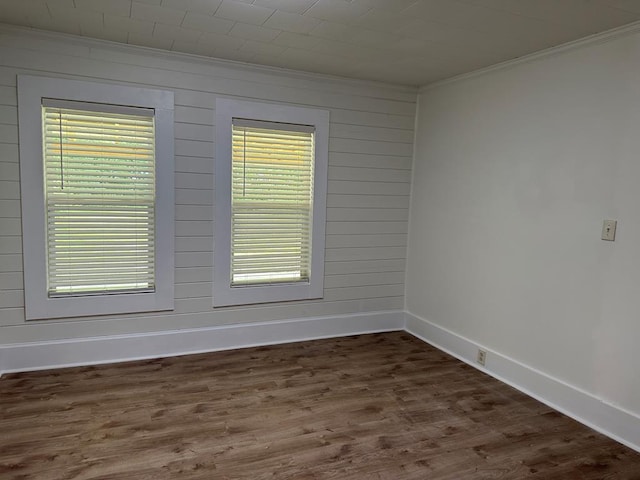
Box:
242, 129, 246, 197
59, 111, 64, 190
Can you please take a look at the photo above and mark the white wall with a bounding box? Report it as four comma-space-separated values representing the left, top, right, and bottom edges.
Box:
407, 29, 640, 420
0, 26, 415, 346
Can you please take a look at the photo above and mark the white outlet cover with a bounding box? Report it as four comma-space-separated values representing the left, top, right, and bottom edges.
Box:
477, 349, 487, 366
602, 220, 617, 241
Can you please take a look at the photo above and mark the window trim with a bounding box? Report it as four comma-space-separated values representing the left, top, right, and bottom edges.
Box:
214, 98, 329, 307
18, 75, 175, 320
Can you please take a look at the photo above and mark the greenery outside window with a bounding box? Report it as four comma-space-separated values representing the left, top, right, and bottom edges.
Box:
43, 101, 156, 297
231, 119, 315, 287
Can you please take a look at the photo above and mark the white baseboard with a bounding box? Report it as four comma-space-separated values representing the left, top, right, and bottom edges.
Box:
0, 310, 404, 375
404, 311, 640, 454
3, 308, 638, 455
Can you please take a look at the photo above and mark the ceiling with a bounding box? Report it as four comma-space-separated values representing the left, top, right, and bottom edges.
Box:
2, 0, 640, 86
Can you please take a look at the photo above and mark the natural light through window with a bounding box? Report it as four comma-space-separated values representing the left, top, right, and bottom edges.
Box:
231, 119, 314, 287
214, 98, 328, 307
43, 102, 156, 297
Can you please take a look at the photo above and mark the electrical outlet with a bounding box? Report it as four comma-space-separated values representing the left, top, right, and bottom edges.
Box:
477, 349, 487, 366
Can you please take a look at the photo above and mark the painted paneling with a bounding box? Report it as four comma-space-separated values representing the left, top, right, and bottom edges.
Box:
0, 26, 415, 345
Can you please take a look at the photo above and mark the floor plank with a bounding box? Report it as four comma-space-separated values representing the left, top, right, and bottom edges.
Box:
1, 332, 640, 479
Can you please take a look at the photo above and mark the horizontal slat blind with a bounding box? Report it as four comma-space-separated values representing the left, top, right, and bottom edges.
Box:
231, 120, 315, 286
43, 103, 156, 296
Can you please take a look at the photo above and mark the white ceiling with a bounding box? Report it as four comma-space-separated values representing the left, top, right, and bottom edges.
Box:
2, 0, 640, 86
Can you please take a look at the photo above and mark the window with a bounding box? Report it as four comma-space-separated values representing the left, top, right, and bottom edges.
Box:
230, 120, 314, 286
18, 75, 174, 320
43, 102, 156, 297
214, 98, 329, 306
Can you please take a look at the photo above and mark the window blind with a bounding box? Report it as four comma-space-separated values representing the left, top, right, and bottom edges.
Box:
42, 100, 156, 296
231, 119, 315, 286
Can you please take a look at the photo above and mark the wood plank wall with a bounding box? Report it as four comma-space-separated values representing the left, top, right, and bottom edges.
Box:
0, 26, 417, 345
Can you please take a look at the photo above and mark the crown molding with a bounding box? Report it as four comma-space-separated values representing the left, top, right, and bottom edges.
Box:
0, 23, 417, 95
420, 20, 640, 92
4, 19, 640, 95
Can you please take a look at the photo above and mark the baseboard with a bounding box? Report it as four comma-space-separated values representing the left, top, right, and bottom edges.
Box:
4, 308, 638, 455
404, 311, 640, 454
0, 310, 404, 375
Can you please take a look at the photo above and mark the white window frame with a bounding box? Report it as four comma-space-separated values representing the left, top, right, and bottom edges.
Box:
214, 98, 329, 307
18, 75, 175, 320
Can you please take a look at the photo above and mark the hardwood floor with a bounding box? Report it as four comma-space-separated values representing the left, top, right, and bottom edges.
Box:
1, 332, 640, 479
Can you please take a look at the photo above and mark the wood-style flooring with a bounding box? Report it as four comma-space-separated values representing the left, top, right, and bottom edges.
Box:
1, 332, 640, 479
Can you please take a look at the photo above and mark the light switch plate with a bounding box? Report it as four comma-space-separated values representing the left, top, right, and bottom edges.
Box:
602, 220, 617, 241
